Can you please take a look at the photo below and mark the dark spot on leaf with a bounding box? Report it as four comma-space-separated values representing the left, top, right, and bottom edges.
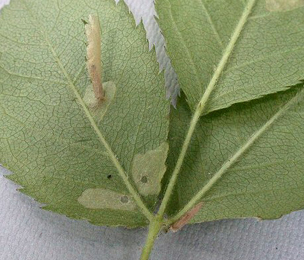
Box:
107, 174, 112, 179
120, 196, 129, 203
141, 176, 148, 183
81, 19, 88, 25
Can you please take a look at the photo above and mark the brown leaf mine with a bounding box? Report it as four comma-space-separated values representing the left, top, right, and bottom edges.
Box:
85, 14, 104, 102
170, 203, 203, 232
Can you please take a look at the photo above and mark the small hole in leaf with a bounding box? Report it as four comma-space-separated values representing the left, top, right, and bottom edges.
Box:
107, 175, 112, 179
141, 176, 148, 183
120, 196, 129, 204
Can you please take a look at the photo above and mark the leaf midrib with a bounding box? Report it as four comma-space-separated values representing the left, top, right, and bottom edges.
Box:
19, 0, 153, 221
158, 0, 257, 219
196, 0, 257, 113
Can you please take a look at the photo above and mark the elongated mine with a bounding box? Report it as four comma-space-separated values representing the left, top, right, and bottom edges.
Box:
85, 14, 104, 102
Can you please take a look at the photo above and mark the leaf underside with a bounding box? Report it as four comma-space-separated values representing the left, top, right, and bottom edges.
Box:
156, 0, 304, 114
0, 0, 169, 227
1, 0, 304, 230
155, 0, 304, 224
167, 85, 304, 223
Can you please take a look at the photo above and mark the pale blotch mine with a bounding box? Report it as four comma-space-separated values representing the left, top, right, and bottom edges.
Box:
266, 0, 304, 11
132, 142, 169, 196
78, 188, 136, 211
83, 81, 116, 121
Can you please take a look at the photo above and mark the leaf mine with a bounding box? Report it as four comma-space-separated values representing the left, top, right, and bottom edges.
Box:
266, 0, 304, 11
83, 81, 116, 121
78, 188, 137, 211
0, 0, 169, 227
132, 142, 169, 196
170, 203, 203, 232
85, 14, 104, 102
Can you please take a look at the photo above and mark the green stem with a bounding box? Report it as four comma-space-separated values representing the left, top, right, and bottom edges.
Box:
140, 1, 258, 258
157, 107, 202, 219
140, 217, 163, 260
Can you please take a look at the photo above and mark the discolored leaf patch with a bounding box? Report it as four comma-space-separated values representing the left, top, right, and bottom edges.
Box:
78, 188, 137, 211
266, 0, 304, 11
132, 142, 169, 196
83, 81, 116, 121
170, 203, 203, 232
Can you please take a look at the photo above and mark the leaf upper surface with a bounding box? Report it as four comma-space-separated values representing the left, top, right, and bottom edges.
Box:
156, 0, 304, 114
0, 0, 169, 227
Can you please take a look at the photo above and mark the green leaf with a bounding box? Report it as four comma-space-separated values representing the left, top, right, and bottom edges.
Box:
0, 0, 169, 227
166, 85, 304, 224
156, 0, 304, 114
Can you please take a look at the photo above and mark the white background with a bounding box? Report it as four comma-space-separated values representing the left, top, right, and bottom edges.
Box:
1, 0, 304, 259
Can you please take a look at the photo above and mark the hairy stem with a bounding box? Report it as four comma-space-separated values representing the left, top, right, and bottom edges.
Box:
157, 107, 202, 218
139, 1, 257, 258
140, 217, 163, 260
